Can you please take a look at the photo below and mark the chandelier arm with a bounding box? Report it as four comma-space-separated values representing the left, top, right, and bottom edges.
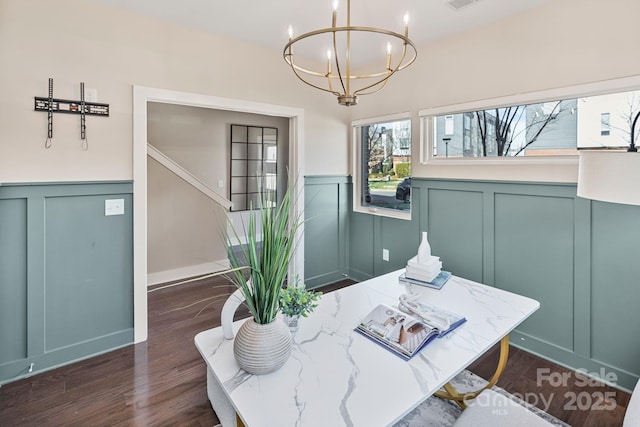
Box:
327, 67, 335, 94
287, 59, 342, 96
353, 44, 411, 96
331, 31, 347, 94
395, 42, 417, 72
285, 53, 341, 79
284, 26, 413, 54
286, 48, 416, 80
354, 77, 390, 96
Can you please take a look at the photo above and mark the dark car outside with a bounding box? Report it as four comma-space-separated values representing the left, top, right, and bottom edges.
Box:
395, 177, 411, 202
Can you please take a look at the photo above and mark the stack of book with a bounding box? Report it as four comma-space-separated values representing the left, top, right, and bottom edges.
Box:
405, 255, 442, 283
400, 255, 451, 290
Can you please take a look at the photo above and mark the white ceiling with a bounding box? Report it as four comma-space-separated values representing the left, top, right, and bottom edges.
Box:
88, 0, 554, 65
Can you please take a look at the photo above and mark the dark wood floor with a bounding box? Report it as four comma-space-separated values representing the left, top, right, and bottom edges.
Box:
0, 276, 631, 426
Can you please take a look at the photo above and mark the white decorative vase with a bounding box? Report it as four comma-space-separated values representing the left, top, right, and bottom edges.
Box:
417, 231, 432, 264
233, 317, 293, 375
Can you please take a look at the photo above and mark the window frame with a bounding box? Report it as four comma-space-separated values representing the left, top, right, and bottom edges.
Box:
352, 112, 412, 221
419, 76, 640, 166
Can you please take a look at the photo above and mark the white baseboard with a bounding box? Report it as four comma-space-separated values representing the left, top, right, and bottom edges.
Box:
147, 259, 231, 287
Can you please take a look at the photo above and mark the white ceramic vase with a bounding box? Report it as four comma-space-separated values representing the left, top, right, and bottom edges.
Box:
417, 231, 432, 264
233, 317, 293, 375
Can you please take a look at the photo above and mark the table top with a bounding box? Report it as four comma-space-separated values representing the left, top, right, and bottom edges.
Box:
194, 270, 540, 427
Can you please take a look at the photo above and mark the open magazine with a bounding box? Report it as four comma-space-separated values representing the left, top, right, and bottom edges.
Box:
355, 302, 466, 360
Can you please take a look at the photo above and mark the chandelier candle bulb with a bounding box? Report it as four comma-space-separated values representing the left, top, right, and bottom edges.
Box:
386, 43, 391, 69
404, 13, 410, 37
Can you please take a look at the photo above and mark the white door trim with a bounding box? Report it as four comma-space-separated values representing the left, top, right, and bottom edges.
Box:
133, 86, 305, 343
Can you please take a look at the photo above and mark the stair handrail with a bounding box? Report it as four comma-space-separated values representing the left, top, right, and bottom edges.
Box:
147, 142, 233, 210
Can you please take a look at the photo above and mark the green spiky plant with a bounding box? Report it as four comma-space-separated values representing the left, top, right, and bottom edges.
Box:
226, 183, 303, 325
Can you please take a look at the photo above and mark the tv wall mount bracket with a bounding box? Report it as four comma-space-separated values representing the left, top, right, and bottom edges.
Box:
34, 78, 109, 149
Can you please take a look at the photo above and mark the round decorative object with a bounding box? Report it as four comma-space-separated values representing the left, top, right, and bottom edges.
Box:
233, 317, 293, 375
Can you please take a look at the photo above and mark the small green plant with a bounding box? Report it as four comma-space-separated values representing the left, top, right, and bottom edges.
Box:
279, 281, 322, 318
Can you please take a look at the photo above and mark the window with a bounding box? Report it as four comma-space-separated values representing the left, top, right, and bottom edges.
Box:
353, 114, 411, 220
601, 112, 611, 136
421, 86, 640, 162
230, 124, 277, 211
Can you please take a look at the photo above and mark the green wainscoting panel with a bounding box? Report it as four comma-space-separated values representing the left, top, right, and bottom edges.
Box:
494, 192, 575, 352
346, 176, 639, 391
44, 194, 134, 351
590, 201, 640, 376
0, 198, 28, 365
304, 176, 350, 288
375, 214, 420, 277
425, 188, 484, 283
0, 182, 134, 385
349, 212, 375, 281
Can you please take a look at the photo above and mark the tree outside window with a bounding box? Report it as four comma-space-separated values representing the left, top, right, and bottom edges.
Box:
429, 89, 640, 159
355, 118, 411, 216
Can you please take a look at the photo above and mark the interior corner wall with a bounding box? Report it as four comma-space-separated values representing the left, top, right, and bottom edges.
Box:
0, 0, 350, 184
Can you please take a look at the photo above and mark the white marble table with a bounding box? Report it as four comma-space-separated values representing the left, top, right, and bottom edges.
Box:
194, 270, 540, 427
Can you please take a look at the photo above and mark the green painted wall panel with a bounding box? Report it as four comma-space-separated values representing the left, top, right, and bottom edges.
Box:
44, 194, 134, 351
426, 188, 484, 282
590, 201, 640, 374
344, 177, 639, 390
0, 182, 133, 385
376, 215, 420, 276
0, 198, 28, 364
349, 212, 375, 281
494, 193, 575, 351
304, 180, 345, 287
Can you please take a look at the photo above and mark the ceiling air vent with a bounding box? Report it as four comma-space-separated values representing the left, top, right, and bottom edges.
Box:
447, 0, 481, 11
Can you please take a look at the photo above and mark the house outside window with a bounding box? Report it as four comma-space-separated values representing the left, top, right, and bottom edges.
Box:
422, 88, 640, 161
444, 115, 454, 135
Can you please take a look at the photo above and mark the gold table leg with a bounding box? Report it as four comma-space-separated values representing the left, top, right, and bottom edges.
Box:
434, 335, 510, 409
236, 413, 246, 427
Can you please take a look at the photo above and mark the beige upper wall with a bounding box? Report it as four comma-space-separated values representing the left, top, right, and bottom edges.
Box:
2, 0, 639, 184
0, 0, 348, 183
349, 0, 640, 182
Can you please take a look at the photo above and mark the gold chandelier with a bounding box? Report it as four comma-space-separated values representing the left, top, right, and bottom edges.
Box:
283, 0, 417, 106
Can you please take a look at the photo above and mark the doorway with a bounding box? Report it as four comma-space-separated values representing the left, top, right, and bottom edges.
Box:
133, 86, 305, 343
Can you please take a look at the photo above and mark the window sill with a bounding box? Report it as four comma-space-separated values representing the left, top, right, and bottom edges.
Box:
353, 205, 412, 221
420, 155, 579, 167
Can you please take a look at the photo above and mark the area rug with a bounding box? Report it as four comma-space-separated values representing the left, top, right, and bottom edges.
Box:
394, 369, 571, 427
